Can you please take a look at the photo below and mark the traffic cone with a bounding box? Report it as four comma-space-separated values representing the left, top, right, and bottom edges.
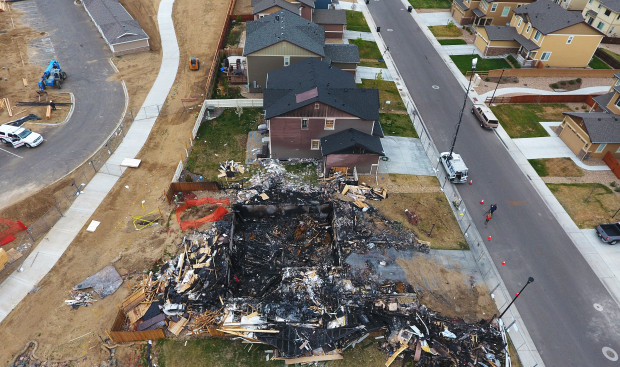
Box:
480, 199, 484, 205
488, 235, 492, 241
501, 261, 506, 266
469, 180, 473, 185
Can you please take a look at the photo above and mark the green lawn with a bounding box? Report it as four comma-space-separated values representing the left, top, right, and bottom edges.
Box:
346, 10, 370, 32
380, 113, 418, 137
528, 159, 549, 176
359, 60, 387, 68
450, 55, 511, 75
360, 79, 406, 112
186, 108, 262, 180
438, 38, 467, 45
408, 0, 452, 9
155, 337, 391, 367
348, 38, 383, 60
428, 24, 462, 37
506, 54, 521, 69
589, 55, 612, 69
490, 104, 569, 138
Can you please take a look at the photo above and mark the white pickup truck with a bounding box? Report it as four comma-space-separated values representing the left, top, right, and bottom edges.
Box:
0, 124, 44, 148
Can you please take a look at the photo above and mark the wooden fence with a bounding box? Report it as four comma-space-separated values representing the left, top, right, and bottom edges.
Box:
204, 0, 239, 96
487, 68, 620, 78
486, 94, 600, 105
603, 151, 620, 179
106, 309, 165, 343
165, 181, 220, 203
602, 36, 620, 44
595, 49, 620, 69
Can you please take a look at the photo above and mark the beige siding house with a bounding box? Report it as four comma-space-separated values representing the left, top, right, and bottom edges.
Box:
554, 0, 589, 10
582, 0, 620, 36
474, 0, 603, 67
451, 0, 532, 26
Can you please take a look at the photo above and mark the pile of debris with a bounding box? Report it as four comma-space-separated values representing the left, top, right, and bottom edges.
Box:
218, 160, 245, 178
114, 172, 505, 365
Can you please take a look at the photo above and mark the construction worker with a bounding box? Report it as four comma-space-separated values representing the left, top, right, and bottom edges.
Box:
485, 213, 492, 225
49, 100, 56, 110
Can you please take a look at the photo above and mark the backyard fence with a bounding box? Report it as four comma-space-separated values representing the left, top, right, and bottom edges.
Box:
202, 99, 263, 108
204, 0, 239, 96
106, 309, 165, 343
486, 94, 600, 106
603, 151, 620, 179
595, 48, 620, 69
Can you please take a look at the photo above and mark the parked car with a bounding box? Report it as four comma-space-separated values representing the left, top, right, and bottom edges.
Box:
0, 124, 44, 148
596, 222, 620, 245
471, 103, 499, 129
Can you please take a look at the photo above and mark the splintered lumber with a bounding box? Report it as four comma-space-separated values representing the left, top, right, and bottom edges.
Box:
0, 99, 5, 110
122, 288, 146, 313
385, 343, 408, 367
4, 98, 12, 116
218, 328, 280, 333
127, 302, 151, 324
46, 105, 51, 119
0, 249, 8, 270
353, 200, 369, 209
279, 354, 343, 364
341, 184, 350, 195
168, 316, 188, 336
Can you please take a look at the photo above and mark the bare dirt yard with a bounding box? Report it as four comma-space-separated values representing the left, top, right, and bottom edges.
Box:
0, 0, 229, 364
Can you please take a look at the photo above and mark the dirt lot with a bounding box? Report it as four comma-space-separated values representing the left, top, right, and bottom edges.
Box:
0, 0, 229, 364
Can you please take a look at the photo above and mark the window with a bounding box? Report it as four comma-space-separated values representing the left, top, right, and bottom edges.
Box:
605, 9, 611, 16
517, 18, 522, 27
314, 102, 320, 109
540, 51, 551, 61
502, 7, 510, 16
525, 24, 531, 33
616, 146, 620, 153
284, 56, 290, 66
301, 119, 308, 129
597, 21, 605, 30
567, 35, 574, 44
615, 78, 620, 86
611, 26, 616, 34
588, 0, 593, 3
615, 96, 620, 107
595, 143, 607, 153
325, 119, 335, 130
598, 3, 602, 8
311, 139, 320, 150
481, 0, 488, 10
533, 30, 541, 41
491, 3, 498, 12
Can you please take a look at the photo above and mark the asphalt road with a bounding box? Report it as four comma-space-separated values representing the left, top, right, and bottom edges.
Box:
0, 0, 124, 209
368, 1, 620, 365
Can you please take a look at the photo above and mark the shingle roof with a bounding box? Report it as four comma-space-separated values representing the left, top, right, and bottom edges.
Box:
599, 0, 620, 13
592, 92, 614, 113
512, 0, 584, 35
264, 58, 379, 120
472, 7, 485, 17
373, 120, 384, 138
483, 26, 539, 50
564, 112, 620, 143
244, 11, 325, 56
323, 44, 360, 63
82, 0, 149, 45
252, 0, 300, 14
320, 128, 384, 155
514, 33, 539, 51
297, 0, 316, 7
453, 0, 469, 10
313, 9, 346, 24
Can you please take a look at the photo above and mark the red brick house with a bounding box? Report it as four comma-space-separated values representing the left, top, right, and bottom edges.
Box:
264, 58, 384, 175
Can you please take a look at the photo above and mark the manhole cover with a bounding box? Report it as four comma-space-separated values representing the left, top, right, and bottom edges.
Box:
432, 85, 440, 89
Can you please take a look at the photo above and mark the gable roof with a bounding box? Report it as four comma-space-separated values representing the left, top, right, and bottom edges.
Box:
313, 9, 346, 25
483, 25, 539, 50
264, 58, 379, 120
564, 112, 620, 143
252, 0, 300, 14
323, 44, 360, 63
320, 128, 384, 156
512, 0, 584, 35
244, 10, 325, 56
83, 0, 149, 45
593, 91, 614, 113
599, 0, 620, 13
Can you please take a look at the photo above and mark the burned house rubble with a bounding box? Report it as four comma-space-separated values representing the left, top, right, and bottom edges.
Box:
118, 171, 507, 366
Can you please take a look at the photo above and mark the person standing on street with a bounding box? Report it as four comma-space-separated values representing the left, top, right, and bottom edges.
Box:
489, 203, 497, 215
49, 100, 56, 110
485, 213, 492, 225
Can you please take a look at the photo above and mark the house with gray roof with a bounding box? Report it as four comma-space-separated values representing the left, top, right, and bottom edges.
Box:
474, 0, 603, 67
244, 11, 358, 92
582, 0, 620, 37
263, 58, 384, 175
82, 0, 149, 56
252, 0, 346, 38
558, 74, 620, 160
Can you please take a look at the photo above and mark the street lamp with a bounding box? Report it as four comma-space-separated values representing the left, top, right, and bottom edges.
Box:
447, 57, 478, 160
498, 276, 535, 320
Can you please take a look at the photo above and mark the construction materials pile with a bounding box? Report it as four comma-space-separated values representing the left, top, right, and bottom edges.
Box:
114, 172, 506, 365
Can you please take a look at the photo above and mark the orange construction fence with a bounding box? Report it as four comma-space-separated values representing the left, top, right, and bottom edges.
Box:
176, 197, 230, 230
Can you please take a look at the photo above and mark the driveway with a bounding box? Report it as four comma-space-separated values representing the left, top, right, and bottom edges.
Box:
0, 0, 125, 209
379, 136, 435, 175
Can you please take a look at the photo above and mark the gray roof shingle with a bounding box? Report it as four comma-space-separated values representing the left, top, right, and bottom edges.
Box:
252, 0, 300, 14
320, 128, 384, 156
593, 91, 614, 112
313, 9, 346, 24
244, 11, 325, 56
564, 112, 620, 143
512, 0, 585, 35
472, 7, 485, 17
264, 58, 379, 120
599, 0, 620, 13
323, 44, 360, 63
83, 0, 149, 45
453, 0, 469, 11
483, 26, 539, 50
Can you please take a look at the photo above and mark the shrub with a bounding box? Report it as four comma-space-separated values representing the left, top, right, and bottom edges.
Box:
568, 80, 575, 85
551, 83, 559, 89
576, 78, 582, 83
485, 77, 490, 82
582, 105, 588, 110
611, 181, 617, 187
560, 81, 567, 86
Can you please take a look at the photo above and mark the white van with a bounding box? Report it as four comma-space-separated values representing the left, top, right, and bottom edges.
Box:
0, 124, 44, 148
471, 104, 499, 129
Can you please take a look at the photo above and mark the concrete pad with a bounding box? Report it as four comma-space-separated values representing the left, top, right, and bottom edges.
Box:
442, 45, 482, 56
343, 30, 374, 41
416, 11, 454, 26
356, 66, 392, 83
513, 137, 609, 171
378, 136, 435, 175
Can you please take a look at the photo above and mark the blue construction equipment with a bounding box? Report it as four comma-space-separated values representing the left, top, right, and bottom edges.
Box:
38, 60, 67, 91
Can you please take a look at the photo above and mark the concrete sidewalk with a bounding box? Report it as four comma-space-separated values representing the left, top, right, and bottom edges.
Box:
479, 86, 610, 99
355, 66, 393, 83
0, 0, 180, 322
343, 30, 374, 41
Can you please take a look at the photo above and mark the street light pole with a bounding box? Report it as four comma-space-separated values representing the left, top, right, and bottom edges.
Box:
498, 277, 535, 320
448, 58, 478, 160
489, 67, 505, 105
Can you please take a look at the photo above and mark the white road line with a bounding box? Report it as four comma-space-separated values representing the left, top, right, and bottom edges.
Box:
0, 147, 23, 158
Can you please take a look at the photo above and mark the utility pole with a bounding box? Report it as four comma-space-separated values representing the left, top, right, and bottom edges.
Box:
448, 58, 477, 160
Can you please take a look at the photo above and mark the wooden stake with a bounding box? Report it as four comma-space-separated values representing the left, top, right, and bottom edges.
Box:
5, 98, 12, 116
22, 78, 28, 87
46, 105, 51, 119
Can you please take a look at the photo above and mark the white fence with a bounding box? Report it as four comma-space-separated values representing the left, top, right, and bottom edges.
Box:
203, 99, 263, 108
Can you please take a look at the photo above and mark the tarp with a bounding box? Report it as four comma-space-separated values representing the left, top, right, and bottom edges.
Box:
176, 197, 230, 230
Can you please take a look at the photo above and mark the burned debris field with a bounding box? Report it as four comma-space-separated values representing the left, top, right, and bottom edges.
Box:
116, 169, 508, 366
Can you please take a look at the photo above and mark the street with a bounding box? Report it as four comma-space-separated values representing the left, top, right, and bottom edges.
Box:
368, 0, 620, 365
